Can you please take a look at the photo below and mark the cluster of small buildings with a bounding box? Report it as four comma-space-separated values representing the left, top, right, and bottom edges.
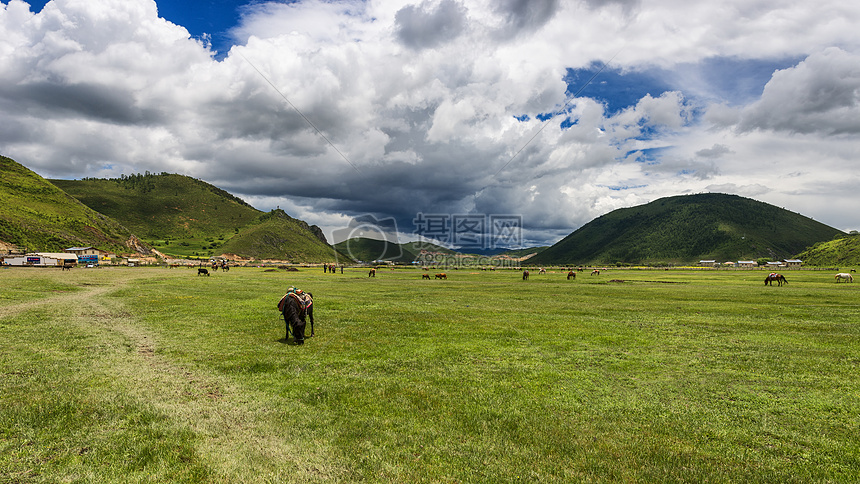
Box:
1, 247, 135, 267
698, 259, 803, 269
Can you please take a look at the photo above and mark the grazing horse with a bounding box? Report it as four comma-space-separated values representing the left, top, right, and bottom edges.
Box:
435, 273, 447, 279
835, 273, 854, 283
522, 270, 529, 280
198, 268, 209, 276
539, 268, 546, 274
591, 270, 600, 276
567, 271, 576, 280
422, 274, 431, 279
764, 273, 787, 286
279, 290, 314, 343
368, 268, 376, 277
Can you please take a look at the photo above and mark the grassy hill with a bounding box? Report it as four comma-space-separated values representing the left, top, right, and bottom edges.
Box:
220, 209, 345, 263
795, 233, 860, 266
529, 193, 844, 266
0, 155, 149, 255
50, 173, 260, 240
499, 247, 549, 259
51, 173, 338, 261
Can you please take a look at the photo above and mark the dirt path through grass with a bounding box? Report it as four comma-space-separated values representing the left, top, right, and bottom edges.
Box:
1, 268, 340, 482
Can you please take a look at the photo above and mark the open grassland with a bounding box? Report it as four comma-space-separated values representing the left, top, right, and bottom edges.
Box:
2, 266, 859, 483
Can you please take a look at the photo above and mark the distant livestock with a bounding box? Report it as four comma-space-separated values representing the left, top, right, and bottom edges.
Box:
522, 270, 529, 280
422, 274, 431, 279
764, 273, 787, 286
835, 273, 854, 283
435, 273, 447, 280
591, 270, 600, 276
567, 271, 576, 280
368, 268, 376, 277
198, 268, 209, 276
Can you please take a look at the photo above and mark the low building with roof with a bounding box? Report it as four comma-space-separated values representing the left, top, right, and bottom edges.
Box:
3, 253, 78, 267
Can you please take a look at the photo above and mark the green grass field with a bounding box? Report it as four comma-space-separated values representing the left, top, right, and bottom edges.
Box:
2, 266, 859, 483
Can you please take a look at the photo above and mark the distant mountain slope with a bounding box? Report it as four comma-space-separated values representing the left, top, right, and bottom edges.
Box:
529, 193, 844, 265
0, 155, 149, 255
220, 209, 346, 263
52, 173, 338, 261
51, 173, 260, 239
333, 238, 455, 263
795, 234, 860, 266
499, 247, 549, 259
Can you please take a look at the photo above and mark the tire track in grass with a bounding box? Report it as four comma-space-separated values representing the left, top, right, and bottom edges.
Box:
1, 270, 343, 482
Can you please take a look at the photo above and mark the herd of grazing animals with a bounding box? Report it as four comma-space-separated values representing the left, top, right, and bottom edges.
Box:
178, 264, 856, 345
185, 266, 856, 287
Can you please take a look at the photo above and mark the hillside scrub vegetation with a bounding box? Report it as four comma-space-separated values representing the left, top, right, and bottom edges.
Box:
529, 193, 844, 265
51, 172, 337, 261
795, 233, 860, 266
0, 156, 146, 255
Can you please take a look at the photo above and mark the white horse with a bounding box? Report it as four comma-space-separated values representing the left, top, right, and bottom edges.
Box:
835, 273, 854, 283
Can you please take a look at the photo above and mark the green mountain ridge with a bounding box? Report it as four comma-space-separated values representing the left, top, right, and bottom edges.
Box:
51, 172, 342, 262
220, 209, 346, 262
50, 173, 262, 240
0, 156, 342, 262
795, 234, 860, 266
0, 156, 149, 255
529, 193, 845, 265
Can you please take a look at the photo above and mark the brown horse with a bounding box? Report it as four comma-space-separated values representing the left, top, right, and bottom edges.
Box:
522, 270, 529, 280
764, 273, 787, 286
368, 268, 376, 277
567, 271, 575, 280
435, 273, 447, 279
279, 290, 314, 343
422, 274, 431, 279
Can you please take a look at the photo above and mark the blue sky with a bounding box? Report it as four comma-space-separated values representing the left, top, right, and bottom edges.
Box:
157, 0, 245, 54
25, 0, 245, 55
2, 0, 860, 247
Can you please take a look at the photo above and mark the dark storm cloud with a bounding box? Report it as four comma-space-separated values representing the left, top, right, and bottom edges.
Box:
492, 0, 560, 38
695, 144, 733, 159
0, 81, 163, 126
395, 0, 467, 50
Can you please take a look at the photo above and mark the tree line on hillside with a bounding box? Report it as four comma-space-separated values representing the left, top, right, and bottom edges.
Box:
81, 172, 254, 208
